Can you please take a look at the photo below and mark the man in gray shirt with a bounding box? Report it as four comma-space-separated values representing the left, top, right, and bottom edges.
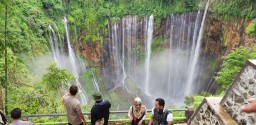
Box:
9, 108, 33, 125
63, 85, 86, 125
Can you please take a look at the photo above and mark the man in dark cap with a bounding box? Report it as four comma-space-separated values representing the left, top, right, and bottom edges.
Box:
90, 92, 111, 125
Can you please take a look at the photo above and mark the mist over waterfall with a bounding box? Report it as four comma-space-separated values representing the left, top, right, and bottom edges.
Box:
102, 11, 212, 105
150, 12, 205, 102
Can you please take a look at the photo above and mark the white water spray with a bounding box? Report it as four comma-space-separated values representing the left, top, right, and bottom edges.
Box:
185, 0, 210, 96
64, 17, 88, 104
145, 15, 154, 95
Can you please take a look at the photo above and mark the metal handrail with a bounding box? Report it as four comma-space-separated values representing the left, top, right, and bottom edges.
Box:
6, 109, 187, 118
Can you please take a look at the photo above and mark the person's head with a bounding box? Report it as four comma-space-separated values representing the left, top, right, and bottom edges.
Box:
69, 85, 78, 95
134, 97, 142, 110
93, 92, 103, 102
155, 98, 165, 110
11, 108, 22, 120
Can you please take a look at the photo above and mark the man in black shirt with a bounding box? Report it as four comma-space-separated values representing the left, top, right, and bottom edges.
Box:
90, 92, 111, 125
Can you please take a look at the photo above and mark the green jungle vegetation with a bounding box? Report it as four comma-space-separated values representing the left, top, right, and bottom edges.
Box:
0, 0, 256, 123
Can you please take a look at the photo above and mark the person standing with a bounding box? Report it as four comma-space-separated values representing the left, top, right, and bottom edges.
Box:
90, 92, 111, 125
9, 108, 33, 125
0, 110, 7, 125
148, 98, 173, 125
63, 85, 86, 125
128, 97, 147, 125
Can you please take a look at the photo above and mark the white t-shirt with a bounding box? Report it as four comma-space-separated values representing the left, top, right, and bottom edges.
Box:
151, 108, 173, 122
9, 120, 33, 125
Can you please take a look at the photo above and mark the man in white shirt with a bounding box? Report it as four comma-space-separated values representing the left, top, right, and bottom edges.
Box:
9, 108, 33, 125
148, 98, 173, 125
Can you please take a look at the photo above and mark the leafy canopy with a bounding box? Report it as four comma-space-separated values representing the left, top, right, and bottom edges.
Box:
215, 46, 256, 92
42, 62, 75, 92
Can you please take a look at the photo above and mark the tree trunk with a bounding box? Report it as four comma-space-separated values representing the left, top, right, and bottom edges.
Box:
0, 85, 3, 111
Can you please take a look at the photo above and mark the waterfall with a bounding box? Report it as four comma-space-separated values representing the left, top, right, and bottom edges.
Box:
49, 25, 61, 66
78, 56, 86, 71
185, 0, 210, 96
103, 2, 211, 104
103, 16, 138, 91
92, 71, 100, 92
144, 15, 154, 95
53, 22, 64, 55
63, 17, 88, 104
160, 12, 203, 101
64, 17, 79, 78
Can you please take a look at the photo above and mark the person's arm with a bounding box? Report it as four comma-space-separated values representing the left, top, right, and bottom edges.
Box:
79, 113, 86, 125
76, 104, 86, 125
62, 93, 69, 109
166, 113, 173, 125
167, 121, 172, 125
128, 106, 133, 122
148, 115, 154, 125
148, 108, 154, 125
139, 105, 147, 125
241, 98, 256, 113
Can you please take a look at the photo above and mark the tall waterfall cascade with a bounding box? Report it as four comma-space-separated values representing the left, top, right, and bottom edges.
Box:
103, 2, 211, 105
48, 18, 89, 104
103, 16, 139, 91
144, 15, 154, 95
185, 0, 210, 96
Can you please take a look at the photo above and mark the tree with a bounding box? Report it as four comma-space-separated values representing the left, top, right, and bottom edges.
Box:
41, 62, 75, 93
215, 46, 256, 92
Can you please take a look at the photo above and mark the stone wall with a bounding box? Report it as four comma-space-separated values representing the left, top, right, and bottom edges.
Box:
189, 60, 256, 125
189, 97, 237, 125
190, 100, 224, 125
220, 60, 256, 125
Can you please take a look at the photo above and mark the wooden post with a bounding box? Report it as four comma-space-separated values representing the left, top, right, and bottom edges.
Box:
185, 106, 194, 123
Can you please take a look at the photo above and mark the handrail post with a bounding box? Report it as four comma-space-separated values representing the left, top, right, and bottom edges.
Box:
185, 106, 194, 124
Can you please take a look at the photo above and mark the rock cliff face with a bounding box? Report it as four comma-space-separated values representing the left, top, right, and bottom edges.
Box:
205, 14, 223, 57
74, 39, 102, 67
75, 14, 256, 68
206, 14, 256, 57
73, 13, 256, 95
